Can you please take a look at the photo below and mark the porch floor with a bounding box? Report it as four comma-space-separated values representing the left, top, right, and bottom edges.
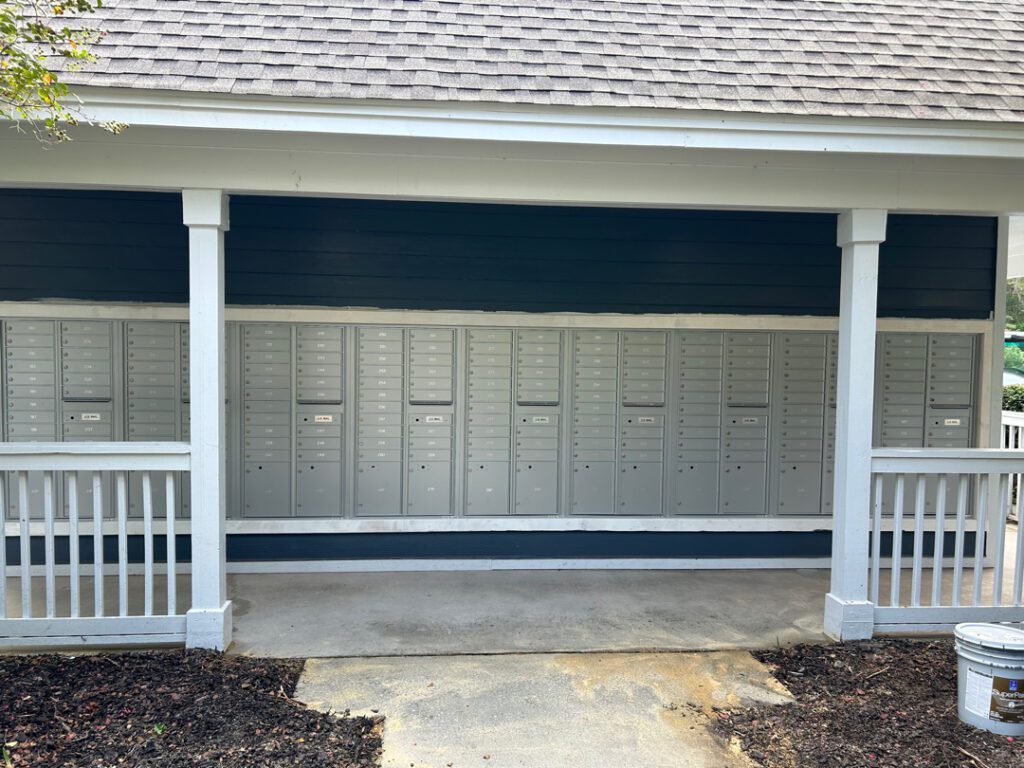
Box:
227, 568, 830, 658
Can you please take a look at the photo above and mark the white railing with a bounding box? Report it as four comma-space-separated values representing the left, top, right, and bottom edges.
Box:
1002, 410, 1024, 522
869, 449, 1024, 633
0, 443, 190, 647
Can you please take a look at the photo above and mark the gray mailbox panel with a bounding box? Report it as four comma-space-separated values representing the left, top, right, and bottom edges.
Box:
295, 463, 342, 517
356, 461, 402, 517
675, 462, 718, 515
407, 461, 452, 516
571, 461, 615, 515
618, 462, 662, 516
466, 462, 510, 516
243, 462, 290, 518
720, 462, 767, 515
514, 461, 558, 515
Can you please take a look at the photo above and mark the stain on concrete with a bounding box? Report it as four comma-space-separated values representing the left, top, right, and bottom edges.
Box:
297, 651, 794, 768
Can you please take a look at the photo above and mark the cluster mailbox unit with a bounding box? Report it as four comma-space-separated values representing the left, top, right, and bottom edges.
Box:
2, 319, 980, 521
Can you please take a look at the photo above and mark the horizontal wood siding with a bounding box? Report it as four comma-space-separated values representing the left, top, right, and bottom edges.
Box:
0, 190, 997, 318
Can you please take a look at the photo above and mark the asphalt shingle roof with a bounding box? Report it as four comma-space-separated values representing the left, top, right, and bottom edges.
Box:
67, 0, 1024, 122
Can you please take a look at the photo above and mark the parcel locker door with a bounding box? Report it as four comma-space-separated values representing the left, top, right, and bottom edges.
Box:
571, 461, 615, 515
776, 463, 823, 516
407, 462, 452, 516
514, 461, 558, 515
356, 462, 402, 517
466, 462, 510, 516
295, 463, 342, 517
243, 463, 291, 518
618, 462, 662, 516
720, 462, 766, 515
675, 462, 719, 515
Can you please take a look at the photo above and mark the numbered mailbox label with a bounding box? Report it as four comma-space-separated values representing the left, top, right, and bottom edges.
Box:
638, 416, 657, 424
81, 413, 102, 422
741, 417, 759, 425
425, 415, 446, 424
531, 416, 551, 424
314, 414, 334, 424
944, 418, 962, 426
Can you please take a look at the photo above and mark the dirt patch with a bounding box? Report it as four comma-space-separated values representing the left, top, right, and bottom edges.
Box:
0, 650, 381, 767
713, 639, 1024, 768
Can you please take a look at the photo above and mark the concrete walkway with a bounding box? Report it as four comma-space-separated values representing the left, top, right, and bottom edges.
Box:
229, 568, 829, 658
298, 650, 792, 768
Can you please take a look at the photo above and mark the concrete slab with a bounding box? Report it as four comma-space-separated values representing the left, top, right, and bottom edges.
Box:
297, 651, 793, 768
228, 568, 828, 658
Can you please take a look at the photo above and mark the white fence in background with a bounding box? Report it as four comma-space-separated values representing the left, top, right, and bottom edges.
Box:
1002, 410, 1024, 522
870, 448, 1024, 633
0, 443, 190, 647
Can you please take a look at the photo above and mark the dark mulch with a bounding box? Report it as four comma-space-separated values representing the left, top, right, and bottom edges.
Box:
0, 651, 382, 767
713, 639, 1024, 768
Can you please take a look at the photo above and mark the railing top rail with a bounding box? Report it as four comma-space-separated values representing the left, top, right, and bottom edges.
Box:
0, 442, 191, 472
1002, 410, 1024, 426
872, 447, 1024, 475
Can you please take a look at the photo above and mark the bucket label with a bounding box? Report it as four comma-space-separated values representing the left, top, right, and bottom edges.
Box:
992, 676, 1024, 723
965, 668, 1024, 724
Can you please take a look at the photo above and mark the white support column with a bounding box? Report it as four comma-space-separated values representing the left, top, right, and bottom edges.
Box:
182, 189, 232, 650
825, 209, 888, 641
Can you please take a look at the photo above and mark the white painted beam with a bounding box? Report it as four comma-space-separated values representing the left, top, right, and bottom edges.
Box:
3, 126, 1024, 215
825, 209, 887, 641
183, 189, 232, 651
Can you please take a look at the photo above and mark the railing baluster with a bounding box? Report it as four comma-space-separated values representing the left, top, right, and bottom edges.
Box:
953, 474, 968, 607
166, 472, 177, 616
870, 474, 883, 605
910, 473, 926, 607
890, 474, 906, 607
931, 474, 947, 607
67, 471, 80, 618
116, 471, 128, 617
18, 471, 32, 619
92, 471, 104, 617
43, 471, 55, 619
142, 471, 154, 617
992, 473, 1010, 606
972, 474, 990, 606
0, 473, 6, 618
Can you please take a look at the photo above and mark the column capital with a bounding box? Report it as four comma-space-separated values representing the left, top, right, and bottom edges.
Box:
837, 209, 887, 247
182, 189, 230, 231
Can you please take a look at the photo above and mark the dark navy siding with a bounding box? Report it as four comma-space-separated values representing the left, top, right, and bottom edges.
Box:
0, 189, 997, 318
3, 531, 976, 563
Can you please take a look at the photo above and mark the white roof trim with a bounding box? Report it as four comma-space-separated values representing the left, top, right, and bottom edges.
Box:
74, 87, 1024, 160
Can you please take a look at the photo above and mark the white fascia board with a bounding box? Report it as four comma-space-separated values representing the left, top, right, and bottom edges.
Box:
73, 87, 1024, 160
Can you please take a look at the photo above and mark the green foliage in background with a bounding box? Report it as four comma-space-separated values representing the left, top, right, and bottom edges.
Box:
1007, 278, 1024, 332
1003, 385, 1024, 412
1005, 344, 1024, 370
1, 0, 123, 141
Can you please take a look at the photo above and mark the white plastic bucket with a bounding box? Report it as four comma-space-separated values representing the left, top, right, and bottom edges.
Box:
955, 623, 1024, 736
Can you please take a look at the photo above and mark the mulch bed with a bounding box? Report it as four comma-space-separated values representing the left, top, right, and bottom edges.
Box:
713, 639, 1024, 768
0, 651, 382, 767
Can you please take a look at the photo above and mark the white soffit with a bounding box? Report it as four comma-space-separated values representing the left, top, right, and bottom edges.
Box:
74, 87, 1024, 160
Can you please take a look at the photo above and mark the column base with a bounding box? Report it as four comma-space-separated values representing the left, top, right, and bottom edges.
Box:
186, 601, 233, 650
823, 593, 875, 641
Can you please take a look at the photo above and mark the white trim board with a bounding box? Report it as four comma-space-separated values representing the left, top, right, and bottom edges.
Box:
71, 88, 1024, 160
4, 517, 979, 536
0, 301, 992, 334
9, 554, 994, 577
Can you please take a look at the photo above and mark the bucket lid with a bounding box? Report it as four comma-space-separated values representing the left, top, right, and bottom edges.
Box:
955, 623, 1024, 651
